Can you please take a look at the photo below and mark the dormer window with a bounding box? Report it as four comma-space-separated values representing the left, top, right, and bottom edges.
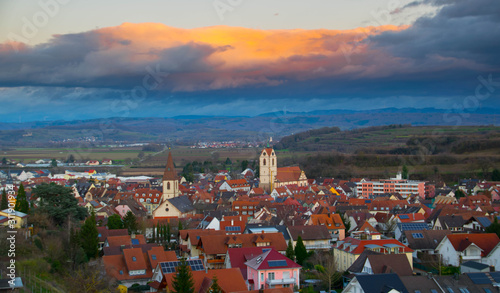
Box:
152, 255, 157, 260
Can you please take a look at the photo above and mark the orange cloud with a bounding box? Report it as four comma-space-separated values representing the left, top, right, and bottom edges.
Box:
0, 23, 409, 91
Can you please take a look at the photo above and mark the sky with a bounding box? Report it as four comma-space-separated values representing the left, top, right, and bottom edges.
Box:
0, 0, 499, 122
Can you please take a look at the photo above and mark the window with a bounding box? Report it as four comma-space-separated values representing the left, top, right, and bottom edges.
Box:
235, 206, 240, 209
260, 273, 264, 282
152, 255, 157, 260
268, 272, 275, 280
272, 158, 274, 166
167, 182, 170, 190
283, 271, 290, 279
263, 159, 266, 166
132, 256, 137, 261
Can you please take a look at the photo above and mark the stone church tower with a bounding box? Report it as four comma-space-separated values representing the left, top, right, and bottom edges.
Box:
162, 152, 179, 199
259, 147, 277, 193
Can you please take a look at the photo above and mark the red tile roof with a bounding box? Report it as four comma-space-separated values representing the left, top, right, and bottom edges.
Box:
227, 247, 274, 279
245, 248, 301, 270
161, 268, 247, 293
123, 248, 147, 271
335, 237, 413, 255
446, 233, 500, 257
199, 233, 287, 255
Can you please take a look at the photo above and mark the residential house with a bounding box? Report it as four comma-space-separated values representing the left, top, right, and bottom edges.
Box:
245, 248, 301, 290
225, 246, 274, 282
198, 233, 287, 269
102, 246, 176, 288
342, 273, 409, 293
133, 188, 162, 215
0, 209, 28, 229
394, 222, 429, 242
404, 229, 451, 257
151, 268, 247, 293
287, 225, 332, 250
435, 233, 500, 269
219, 179, 251, 192
178, 229, 226, 258
347, 251, 413, 276
306, 213, 346, 241
433, 214, 466, 232
333, 237, 413, 272
400, 274, 499, 293
97, 227, 128, 250
232, 200, 259, 217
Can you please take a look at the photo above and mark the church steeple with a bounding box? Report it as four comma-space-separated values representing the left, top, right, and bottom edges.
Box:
163, 152, 177, 181
162, 152, 179, 199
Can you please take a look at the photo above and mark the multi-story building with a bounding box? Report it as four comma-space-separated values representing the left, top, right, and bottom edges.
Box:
354, 173, 425, 199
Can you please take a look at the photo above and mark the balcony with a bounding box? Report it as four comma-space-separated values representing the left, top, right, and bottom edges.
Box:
266, 278, 296, 286
207, 258, 225, 264
305, 244, 331, 250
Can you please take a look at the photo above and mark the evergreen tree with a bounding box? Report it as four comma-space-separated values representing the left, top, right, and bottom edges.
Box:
172, 259, 195, 293
338, 212, 350, 235
492, 169, 500, 181
286, 239, 295, 260
123, 211, 138, 234
80, 209, 99, 259
208, 275, 222, 293
178, 220, 183, 232
33, 183, 87, 226
402, 165, 409, 179
14, 183, 29, 214
151, 223, 156, 243
2, 157, 7, 165
1, 189, 8, 210
107, 214, 123, 229
163, 224, 167, 242
167, 223, 171, 243
51, 158, 58, 167
486, 217, 500, 238
294, 236, 308, 265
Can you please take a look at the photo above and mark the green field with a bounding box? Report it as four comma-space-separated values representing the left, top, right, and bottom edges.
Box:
1, 146, 155, 164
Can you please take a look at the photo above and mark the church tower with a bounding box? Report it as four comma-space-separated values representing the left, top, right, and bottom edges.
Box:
259, 147, 277, 193
162, 152, 179, 199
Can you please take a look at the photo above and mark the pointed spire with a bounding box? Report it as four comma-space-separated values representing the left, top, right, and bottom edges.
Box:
163, 152, 177, 181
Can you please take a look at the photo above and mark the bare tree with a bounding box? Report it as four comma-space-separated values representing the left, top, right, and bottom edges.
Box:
64, 259, 115, 292
311, 251, 342, 292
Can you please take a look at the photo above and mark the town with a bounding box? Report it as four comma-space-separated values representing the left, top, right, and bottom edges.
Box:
1, 145, 500, 293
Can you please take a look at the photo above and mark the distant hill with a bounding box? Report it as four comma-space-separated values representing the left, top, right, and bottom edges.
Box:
273, 124, 500, 154
0, 108, 498, 146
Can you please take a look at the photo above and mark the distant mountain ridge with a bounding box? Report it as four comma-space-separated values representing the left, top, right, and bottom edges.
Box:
0, 108, 498, 146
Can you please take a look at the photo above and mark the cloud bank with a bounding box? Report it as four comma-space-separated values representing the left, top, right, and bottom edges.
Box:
0, 0, 499, 121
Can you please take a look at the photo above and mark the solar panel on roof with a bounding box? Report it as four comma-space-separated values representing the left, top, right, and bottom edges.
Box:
412, 233, 424, 239
159, 260, 205, 274
489, 272, 500, 282
268, 260, 287, 267
225, 226, 241, 232
468, 273, 491, 284
400, 215, 410, 219
131, 239, 139, 245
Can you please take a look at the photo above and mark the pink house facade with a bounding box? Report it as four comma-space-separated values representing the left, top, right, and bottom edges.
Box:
245, 249, 301, 290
